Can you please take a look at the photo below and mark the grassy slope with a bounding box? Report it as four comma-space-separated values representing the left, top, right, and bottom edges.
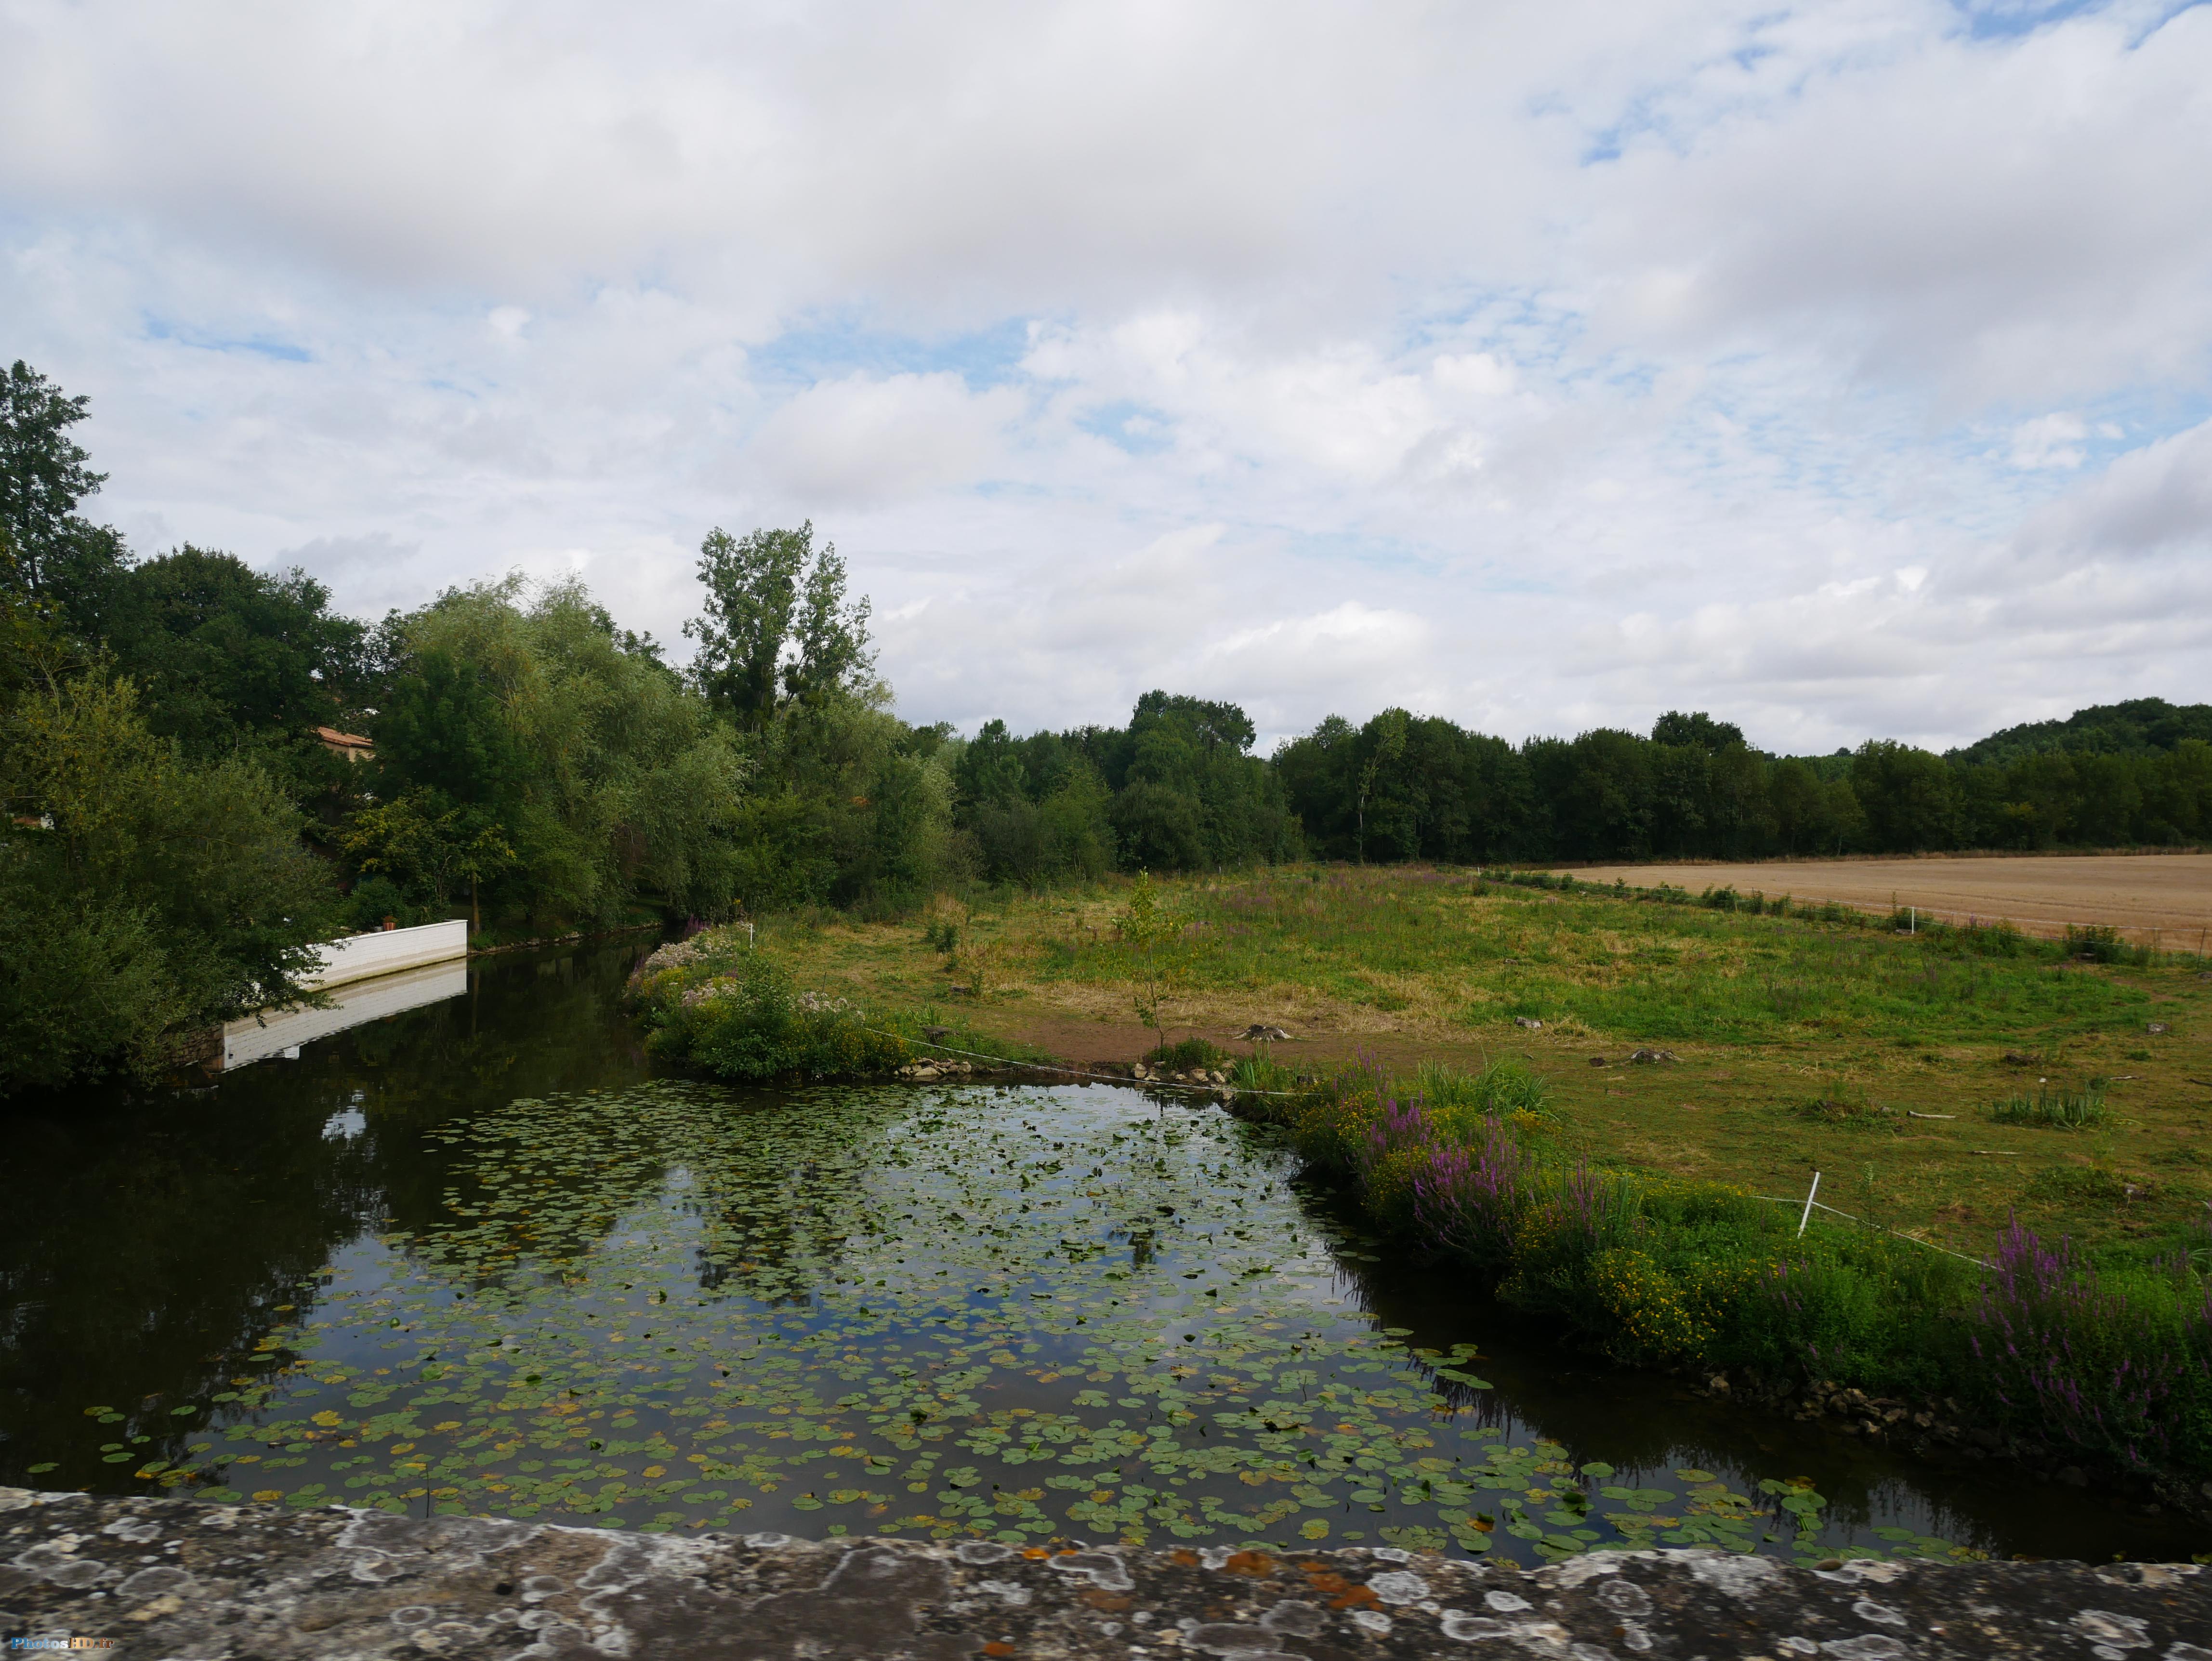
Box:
760, 865, 2212, 1268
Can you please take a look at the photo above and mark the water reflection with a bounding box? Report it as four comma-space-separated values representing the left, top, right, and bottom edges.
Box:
0, 936, 2202, 1569
0, 939, 656, 1501
223, 960, 468, 1069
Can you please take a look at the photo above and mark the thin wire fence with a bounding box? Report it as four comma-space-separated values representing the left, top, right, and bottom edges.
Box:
1748, 1186, 1993, 1270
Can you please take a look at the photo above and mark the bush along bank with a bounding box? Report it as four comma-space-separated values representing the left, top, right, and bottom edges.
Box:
624, 926, 1051, 1083
1234, 1054, 2212, 1516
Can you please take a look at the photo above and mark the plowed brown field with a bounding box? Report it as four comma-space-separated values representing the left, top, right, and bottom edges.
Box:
1566, 852, 2212, 943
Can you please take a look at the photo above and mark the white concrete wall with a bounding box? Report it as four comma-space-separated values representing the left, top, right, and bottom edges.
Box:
306, 918, 470, 989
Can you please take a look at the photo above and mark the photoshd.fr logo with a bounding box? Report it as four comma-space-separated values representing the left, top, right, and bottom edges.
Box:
6, 1640, 117, 1651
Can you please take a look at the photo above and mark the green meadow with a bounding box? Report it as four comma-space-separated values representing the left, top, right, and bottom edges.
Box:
678, 864, 2209, 1268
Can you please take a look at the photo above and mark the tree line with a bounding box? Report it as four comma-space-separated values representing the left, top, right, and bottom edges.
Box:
1266, 701, 2212, 868
4, 357, 2202, 1090
939, 694, 2210, 887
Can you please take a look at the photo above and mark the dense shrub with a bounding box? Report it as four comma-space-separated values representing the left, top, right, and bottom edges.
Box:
628, 935, 909, 1081
1971, 1223, 2212, 1471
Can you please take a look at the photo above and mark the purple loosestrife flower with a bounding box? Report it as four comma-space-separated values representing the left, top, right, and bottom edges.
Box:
1412, 1113, 1528, 1262
1563, 1156, 1602, 1245
1356, 1091, 1434, 1184
1969, 1216, 2211, 1468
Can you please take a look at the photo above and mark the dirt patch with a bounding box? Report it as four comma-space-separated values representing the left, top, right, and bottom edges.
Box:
1567, 852, 2212, 943
952, 1005, 1559, 1077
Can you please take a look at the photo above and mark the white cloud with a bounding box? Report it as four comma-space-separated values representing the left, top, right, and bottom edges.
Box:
2015, 414, 2212, 558
744, 372, 1022, 510
2008, 412, 2089, 470
2, 0, 2209, 754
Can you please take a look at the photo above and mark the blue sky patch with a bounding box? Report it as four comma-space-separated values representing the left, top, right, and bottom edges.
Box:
143, 314, 312, 363
750, 313, 1033, 391
1076, 400, 1174, 455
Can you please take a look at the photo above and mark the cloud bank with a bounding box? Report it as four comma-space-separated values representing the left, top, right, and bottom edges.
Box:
3, 0, 2208, 753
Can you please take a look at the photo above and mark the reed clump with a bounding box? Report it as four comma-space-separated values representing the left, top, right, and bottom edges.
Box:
1986, 1082, 2110, 1130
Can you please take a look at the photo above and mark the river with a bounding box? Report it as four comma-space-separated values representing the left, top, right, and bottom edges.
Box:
2, 937, 2200, 1566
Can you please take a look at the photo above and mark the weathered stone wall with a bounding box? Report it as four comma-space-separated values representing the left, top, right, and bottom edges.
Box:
2, 1487, 2206, 1659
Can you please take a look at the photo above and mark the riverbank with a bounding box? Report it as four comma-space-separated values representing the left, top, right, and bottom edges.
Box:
1224, 1055, 2212, 1521
667, 869, 2212, 1265
14, 934, 2207, 1569
631, 884, 2212, 1508
4, 1488, 2205, 1657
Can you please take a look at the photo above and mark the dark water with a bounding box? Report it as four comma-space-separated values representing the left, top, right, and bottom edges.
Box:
2, 939, 2203, 1566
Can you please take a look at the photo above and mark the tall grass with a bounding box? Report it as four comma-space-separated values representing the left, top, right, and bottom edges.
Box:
629, 943, 911, 1080
1251, 1054, 2212, 1478
1972, 1222, 2212, 1470
1146, 1036, 1226, 1070
1985, 1082, 2109, 1129
2065, 923, 2155, 967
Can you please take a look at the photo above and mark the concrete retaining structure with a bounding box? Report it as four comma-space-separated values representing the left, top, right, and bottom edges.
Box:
306, 920, 471, 991
2, 1489, 2205, 1659
221, 960, 469, 1069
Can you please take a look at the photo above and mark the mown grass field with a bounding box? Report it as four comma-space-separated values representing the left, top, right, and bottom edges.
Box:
758, 865, 2212, 1266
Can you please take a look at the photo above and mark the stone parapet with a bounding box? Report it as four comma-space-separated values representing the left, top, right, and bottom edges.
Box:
2, 1488, 2206, 1659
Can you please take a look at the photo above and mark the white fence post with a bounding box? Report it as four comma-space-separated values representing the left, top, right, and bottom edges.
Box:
1797, 1171, 1822, 1239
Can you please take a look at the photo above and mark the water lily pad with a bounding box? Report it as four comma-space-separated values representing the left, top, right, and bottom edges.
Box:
63, 1077, 1965, 1567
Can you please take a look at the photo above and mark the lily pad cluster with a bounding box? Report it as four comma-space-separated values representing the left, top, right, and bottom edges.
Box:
110, 1081, 1972, 1565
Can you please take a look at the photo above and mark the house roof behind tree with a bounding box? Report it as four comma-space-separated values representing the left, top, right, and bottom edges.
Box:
315, 726, 374, 760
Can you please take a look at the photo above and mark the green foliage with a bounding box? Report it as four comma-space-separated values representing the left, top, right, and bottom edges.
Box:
1986, 1083, 2109, 1130
1111, 691, 1296, 869
1226, 1049, 1301, 1095
98, 547, 367, 797
0, 866, 185, 1090
0, 359, 107, 603
955, 693, 1296, 881
1144, 1036, 1223, 1070
0, 672, 339, 1091
1115, 871, 1184, 1040
1274, 700, 2212, 865
955, 719, 1117, 886
335, 874, 434, 934
684, 522, 873, 729
2064, 923, 2149, 966
1651, 710, 1746, 752
1411, 1056, 1552, 1121
717, 692, 962, 913
629, 937, 908, 1081
1258, 1056, 2212, 1476
1950, 696, 2212, 768
359, 579, 749, 931
339, 788, 515, 923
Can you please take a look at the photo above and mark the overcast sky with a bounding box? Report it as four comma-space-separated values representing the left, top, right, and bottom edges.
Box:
4, 0, 2208, 754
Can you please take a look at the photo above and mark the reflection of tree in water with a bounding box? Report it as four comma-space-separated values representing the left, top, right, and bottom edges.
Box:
0, 1066, 391, 1490
1106, 1224, 1159, 1267
0, 938, 660, 1495
681, 1096, 920, 1306
415, 1079, 928, 1311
